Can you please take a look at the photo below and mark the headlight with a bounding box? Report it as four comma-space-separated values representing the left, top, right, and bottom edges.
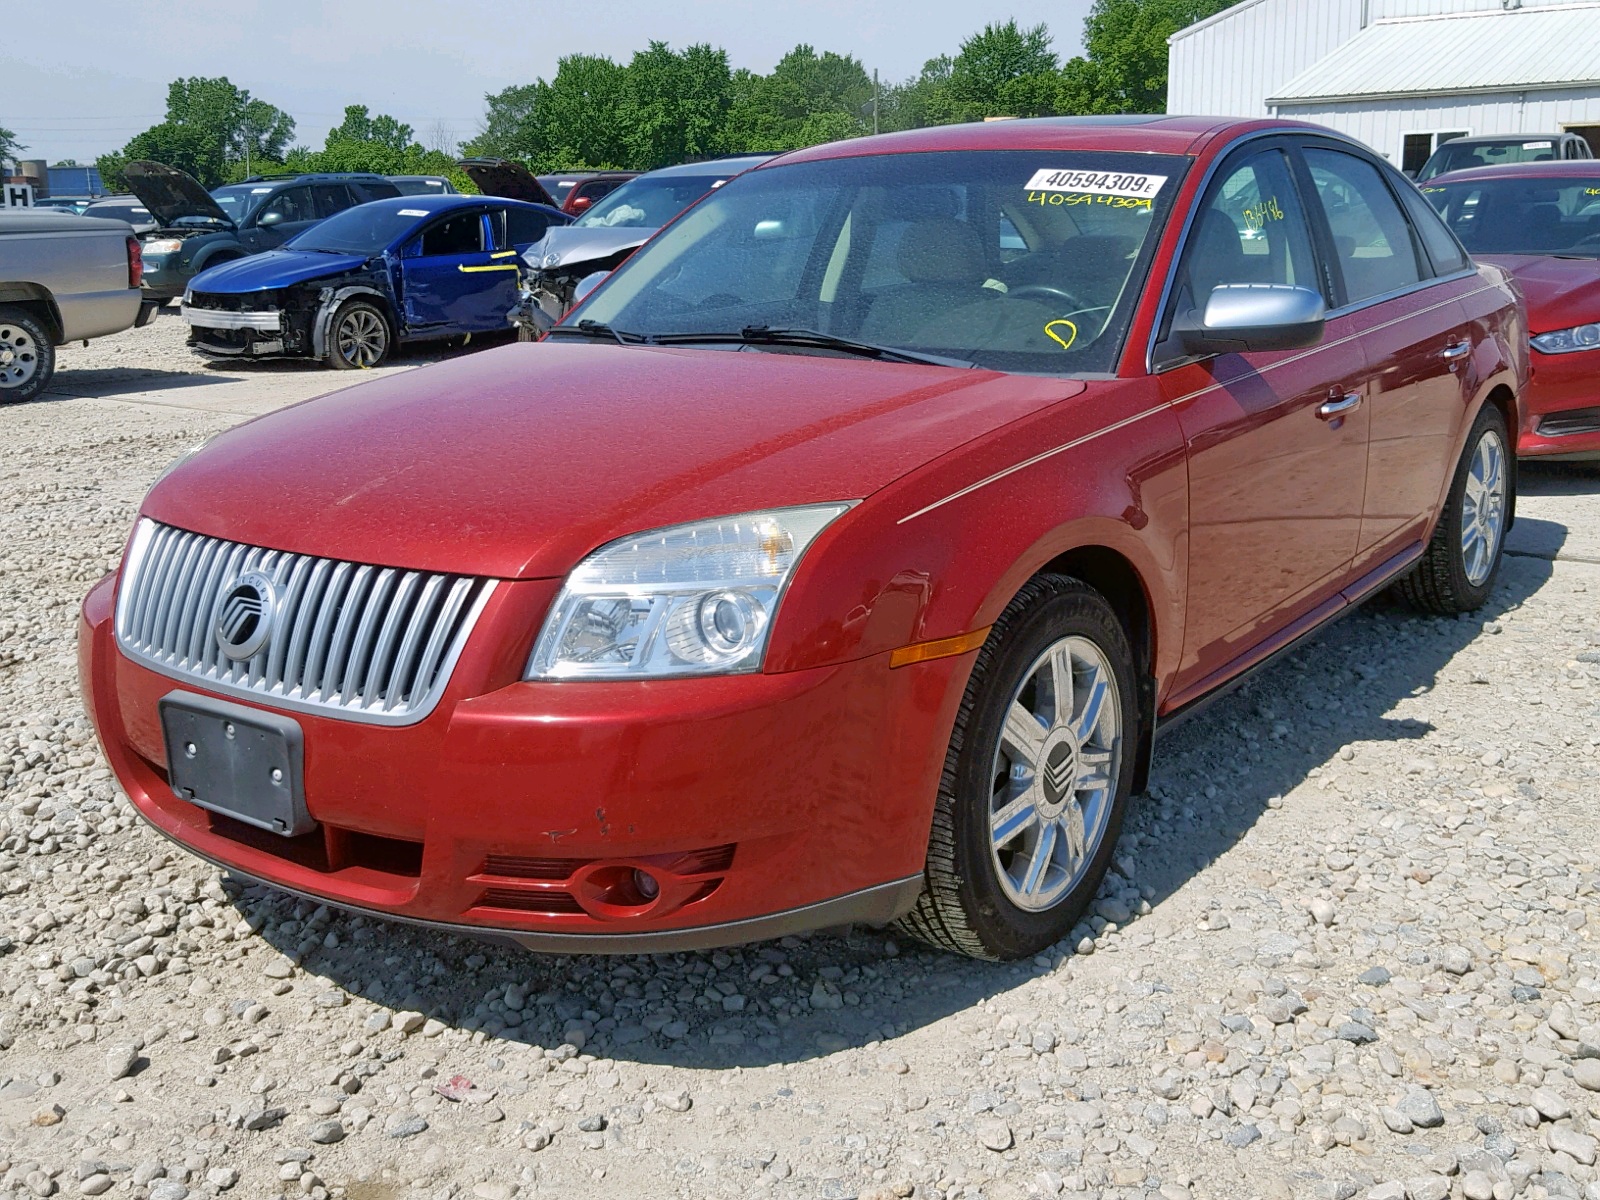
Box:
526, 504, 853, 680
1531, 323, 1600, 354
143, 239, 183, 255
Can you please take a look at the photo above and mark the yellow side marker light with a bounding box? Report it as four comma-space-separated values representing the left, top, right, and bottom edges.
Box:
889, 627, 992, 669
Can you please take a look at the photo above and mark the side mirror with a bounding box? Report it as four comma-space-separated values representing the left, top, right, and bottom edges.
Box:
570, 271, 609, 308
1175, 283, 1326, 356
568, 195, 592, 213
257, 210, 284, 228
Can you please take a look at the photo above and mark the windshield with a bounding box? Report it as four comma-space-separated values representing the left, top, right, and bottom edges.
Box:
574, 173, 730, 229
575, 150, 1186, 376
1423, 176, 1600, 257
286, 204, 428, 255
1420, 139, 1562, 181
210, 184, 277, 222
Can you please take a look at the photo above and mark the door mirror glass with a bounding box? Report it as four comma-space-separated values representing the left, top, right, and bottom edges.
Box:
571, 271, 609, 307
257, 210, 283, 228
1176, 283, 1325, 354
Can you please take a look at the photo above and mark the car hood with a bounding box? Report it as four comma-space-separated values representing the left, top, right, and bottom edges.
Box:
144, 341, 1082, 580
124, 160, 235, 228
457, 158, 558, 207
1478, 253, 1600, 334
520, 224, 654, 273
189, 250, 372, 294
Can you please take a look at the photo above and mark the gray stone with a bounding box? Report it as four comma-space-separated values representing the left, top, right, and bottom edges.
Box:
385, 1114, 429, 1139
147, 1185, 188, 1200
1337, 1022, 1379, 1044
307, 1119, 345, 1144
1531, 1087, 1571, 1121
103, 1043, 139, 1081
1381, 1107, 1414, 1135
976, 1118, 1013, 1151
1224, 1124, 1262, 1148
1461, 1172, 1494, 1200
1573, 1060, 1600, 1093
77, 1177, 113, 1197
1404, 1177, 1450, 1200
1359, 967, 1392, 986
1548, 1126, 1597, 1166
1398, 1087, 1445, 1129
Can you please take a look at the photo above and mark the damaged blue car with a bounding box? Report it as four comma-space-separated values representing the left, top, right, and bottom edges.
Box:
181, 193, 569, 369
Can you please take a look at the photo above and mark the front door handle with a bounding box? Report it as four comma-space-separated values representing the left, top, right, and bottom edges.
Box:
1317, 392, 1362, 420
1441, 341, 1471, 360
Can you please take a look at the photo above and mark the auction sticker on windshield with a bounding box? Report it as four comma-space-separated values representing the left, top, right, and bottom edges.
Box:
1025, 169, 1166, 199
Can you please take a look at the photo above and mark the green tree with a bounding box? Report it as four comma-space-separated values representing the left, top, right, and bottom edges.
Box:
622, 42, 733, 168
948, 21, 1059, 120
1058, 0, 1238, 114
99, 77, 294, 187
326, 104, 414, 152
465, 83, 540, 160
0, 126, 24, 168
880, 55, 959, 131
722, 44, 874, 151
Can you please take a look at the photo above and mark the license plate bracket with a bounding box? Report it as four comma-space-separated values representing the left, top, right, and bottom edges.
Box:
159, 692, 315, 837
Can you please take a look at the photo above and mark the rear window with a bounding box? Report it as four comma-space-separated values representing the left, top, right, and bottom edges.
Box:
1421, 138, 1561, 180
1423, 175, 1600, 257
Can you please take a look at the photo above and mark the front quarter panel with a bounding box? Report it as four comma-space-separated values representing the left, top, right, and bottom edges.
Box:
769, 379, 1188, 698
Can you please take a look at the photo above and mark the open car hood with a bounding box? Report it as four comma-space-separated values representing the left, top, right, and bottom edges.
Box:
457, 159, 558, 208
123, 161, 234, 228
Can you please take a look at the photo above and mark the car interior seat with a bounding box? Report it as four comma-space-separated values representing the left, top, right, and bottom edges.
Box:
859, 218, 995, 341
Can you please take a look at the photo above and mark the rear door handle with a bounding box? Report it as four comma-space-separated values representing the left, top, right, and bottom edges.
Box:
1441, 341, 1471, 360
1318, 392, 1362, 420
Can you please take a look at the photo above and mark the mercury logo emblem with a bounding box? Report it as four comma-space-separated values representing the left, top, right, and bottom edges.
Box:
1041, 740, 1077, 807
215, 572, 277, 661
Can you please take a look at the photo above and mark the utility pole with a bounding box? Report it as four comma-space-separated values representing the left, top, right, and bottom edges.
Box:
873, 69, 880, 136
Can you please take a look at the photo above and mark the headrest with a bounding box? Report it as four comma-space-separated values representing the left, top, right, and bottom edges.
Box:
897, 219, 984, 283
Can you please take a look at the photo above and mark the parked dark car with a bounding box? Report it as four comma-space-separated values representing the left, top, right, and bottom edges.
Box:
80, 195, 158, 235
124, 163, 402, 301
536, 171, 640, 214
1416, 133, 1593, 181
389, 175, 459, 197
505, 155, 773, 334
181, 193, 570, 368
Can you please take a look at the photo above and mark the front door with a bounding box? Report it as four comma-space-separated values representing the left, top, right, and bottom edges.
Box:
1299, 144, 1480, 566
1154, 142, 1372, 697
401, 210, 520, 335
244, 186, 318, 252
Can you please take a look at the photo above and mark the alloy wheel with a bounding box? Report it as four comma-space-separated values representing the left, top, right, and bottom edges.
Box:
1461, 428, 1507, 587
0, 323, 40, 390
336, 310, 387, 368
988, 635, 1122, 912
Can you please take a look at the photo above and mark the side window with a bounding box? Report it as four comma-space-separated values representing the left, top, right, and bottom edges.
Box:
1304, 148, 1425, 304
311, 184, 353, 219
420, 212, 484, 256
505, 207, 551, 247
256, 186, 313, 225
1396, 183, 1469, 274
486, 208, 507, 251
1176, 147, 1320, 311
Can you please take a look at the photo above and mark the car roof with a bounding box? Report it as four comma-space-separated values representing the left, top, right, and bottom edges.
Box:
1431, 134, 1571, 148
1427, 160, 1600, 184
358, 194, 559, 217
643, 155, 777, 178
765, 115, 1335, 167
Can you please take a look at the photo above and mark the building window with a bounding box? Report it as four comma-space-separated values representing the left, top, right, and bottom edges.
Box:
1402, 131, 1469, 176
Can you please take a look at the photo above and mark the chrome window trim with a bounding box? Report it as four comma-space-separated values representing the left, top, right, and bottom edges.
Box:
113, 519, 496, 727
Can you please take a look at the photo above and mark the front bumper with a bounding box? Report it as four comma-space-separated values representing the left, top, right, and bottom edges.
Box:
183, 304, 289, 358
80, 573, 965, 950
1517, 351, 1600, 460
139, 260, 187, 302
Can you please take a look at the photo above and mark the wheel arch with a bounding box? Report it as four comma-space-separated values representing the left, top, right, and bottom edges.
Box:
312, 286, 395, 359
0, 287, 64, 343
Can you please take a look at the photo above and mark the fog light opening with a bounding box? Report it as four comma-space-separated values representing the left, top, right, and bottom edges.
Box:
632, 868, 660, 901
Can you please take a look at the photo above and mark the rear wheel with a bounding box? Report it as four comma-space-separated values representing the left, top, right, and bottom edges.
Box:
896, 576, 1138, 960
325, 300, 391, 370
1395, 404, 1511, 614
0, 307, 54, 405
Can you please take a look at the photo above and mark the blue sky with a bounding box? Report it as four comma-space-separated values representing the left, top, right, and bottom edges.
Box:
5, 0, 1095, 164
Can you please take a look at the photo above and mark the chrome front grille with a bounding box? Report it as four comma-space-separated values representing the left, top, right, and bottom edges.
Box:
114, 520, 494, 725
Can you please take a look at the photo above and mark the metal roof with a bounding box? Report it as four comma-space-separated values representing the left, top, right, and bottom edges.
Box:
1269, 2, 1600, 103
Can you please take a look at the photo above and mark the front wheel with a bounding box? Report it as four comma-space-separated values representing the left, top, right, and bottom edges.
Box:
1395, 404, 1512, 614
0, 307, 54, 405
897, 575, 1138, 960
325, 299, 391, 370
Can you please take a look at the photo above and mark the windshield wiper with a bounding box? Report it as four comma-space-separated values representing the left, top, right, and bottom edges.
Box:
651, 326, 975, 368
544, 319, 653, 345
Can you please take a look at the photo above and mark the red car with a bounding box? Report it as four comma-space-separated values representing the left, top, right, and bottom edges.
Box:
80, 117, 1526, 961
1422, 161, 1600, 461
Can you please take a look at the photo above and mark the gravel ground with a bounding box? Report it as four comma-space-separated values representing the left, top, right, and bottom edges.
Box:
2, 325, 1599, 1200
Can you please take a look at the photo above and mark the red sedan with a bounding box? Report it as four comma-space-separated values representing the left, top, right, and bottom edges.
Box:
1422, 161, 1600, 460
80, 117, 1526, 961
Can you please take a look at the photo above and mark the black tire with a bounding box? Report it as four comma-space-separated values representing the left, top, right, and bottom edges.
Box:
896, 575, 1139, 960
325, 299, 392, 370
0, 307, 55, 405
1395, 404, 1512, 614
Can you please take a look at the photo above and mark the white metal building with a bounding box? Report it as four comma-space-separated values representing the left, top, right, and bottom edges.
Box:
1168, 0, 1600, 172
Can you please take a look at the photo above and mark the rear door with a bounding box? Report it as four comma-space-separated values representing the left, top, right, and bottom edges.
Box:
1298, 142, 1480, 569
1154, 140, 1373, 696
401, 209, 518, 334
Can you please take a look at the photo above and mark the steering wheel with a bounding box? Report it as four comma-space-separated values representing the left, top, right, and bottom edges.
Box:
1007, 283, 1090, 310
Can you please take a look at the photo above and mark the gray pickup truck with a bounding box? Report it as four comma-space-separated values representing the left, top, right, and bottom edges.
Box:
0, 208, 155, 404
